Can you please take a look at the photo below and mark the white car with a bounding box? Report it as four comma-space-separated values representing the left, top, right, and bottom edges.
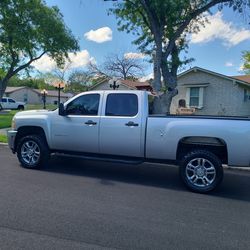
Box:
0, 97, 25, 110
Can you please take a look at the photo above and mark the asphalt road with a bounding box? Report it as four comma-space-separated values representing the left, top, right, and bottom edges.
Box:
0, 144, 250, 250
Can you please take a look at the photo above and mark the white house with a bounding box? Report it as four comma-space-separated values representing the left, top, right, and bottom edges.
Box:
4, 86, 73, 105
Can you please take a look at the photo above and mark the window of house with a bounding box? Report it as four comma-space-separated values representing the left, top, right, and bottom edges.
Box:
187, 87, 204, 108
105, 93, 138, 116
23, 93, 28, 102
189, 87, 199, 107
244, 89, 250, 101
66, 94, 100, 116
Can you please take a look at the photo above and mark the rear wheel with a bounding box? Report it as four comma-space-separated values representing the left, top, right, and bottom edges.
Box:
17, 105, 24, 111
17, 135, 50, 169
179, 150, 223, 193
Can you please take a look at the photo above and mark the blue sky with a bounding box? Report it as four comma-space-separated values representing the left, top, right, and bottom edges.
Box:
36, 0, 250, 78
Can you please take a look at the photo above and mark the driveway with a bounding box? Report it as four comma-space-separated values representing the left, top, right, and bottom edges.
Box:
0, 144, 250, 249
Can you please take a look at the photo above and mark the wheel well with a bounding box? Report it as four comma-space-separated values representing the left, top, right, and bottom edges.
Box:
176, 136, 228, 164
15, 126, 48, 151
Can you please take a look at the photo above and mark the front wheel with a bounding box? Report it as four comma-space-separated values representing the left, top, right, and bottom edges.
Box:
179, 150, 223, 193
17, 135, 50, 169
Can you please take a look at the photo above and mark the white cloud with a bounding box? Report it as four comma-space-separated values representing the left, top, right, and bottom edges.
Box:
32, 50, 95, 72
84, 27, 112, 43
225, 61, 234, 67
140, 72, 153, 82
68, 50, 95, 68
124, 52, 146, 59
190, 12, 250, 47
238, 63, 245, 72
32, 55, 56, 72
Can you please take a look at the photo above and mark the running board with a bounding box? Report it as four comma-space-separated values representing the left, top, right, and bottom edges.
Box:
54, 152, 144, 165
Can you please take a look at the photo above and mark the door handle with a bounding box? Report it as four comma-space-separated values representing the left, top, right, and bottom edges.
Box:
125, 121, 139, 127
85, 120, 97, 126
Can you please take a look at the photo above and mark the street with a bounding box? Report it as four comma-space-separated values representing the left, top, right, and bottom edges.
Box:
0, 144, 250, 250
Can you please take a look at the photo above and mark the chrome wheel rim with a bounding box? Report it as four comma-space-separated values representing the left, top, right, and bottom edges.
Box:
21, 140, 40, 165
185, 158, 216, 188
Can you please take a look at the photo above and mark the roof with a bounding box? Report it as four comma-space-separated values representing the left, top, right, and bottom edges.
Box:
90, 77, 152, 91
178, 66, 250, 87
231, 75, 250, 85
33, 89, 73, 98
5, 86, 72, 98
5, 86, 26, 93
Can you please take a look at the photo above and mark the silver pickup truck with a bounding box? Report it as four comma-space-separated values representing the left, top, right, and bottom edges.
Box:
7, 90, 250, 193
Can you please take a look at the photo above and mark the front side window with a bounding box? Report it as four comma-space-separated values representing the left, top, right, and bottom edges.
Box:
189, 87, 200, 107
66, 94, 100, 116
8, 99, 15, 103
106, 93, 138, 117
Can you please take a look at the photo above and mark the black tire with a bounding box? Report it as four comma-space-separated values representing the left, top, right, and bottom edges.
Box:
179, 150, 223, 193
17, 134, 50, 169
17, 105, 24, 111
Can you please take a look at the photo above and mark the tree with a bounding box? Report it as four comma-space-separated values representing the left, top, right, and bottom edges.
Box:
103, 53, 144, 79
242, 51, 250, 73
66, 70, 93, 93
0, 0, 79, 99
108, 0, 250, 114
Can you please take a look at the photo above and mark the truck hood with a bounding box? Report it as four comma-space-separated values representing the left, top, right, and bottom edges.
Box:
14, 109, 55, 117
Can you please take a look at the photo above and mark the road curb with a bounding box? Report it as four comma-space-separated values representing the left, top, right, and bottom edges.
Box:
0, 143, 8, 146
224, 165, 250, 172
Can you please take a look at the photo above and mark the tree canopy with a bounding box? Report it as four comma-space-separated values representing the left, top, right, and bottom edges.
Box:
109, 0, 250, 113
0, 0, 79, 98
242, 51, 250, 73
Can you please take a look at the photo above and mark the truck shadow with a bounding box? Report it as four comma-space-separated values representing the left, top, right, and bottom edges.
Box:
42, 155, 250, 202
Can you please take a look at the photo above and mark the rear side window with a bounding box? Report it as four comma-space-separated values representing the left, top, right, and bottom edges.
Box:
1, 98, 7, 102
105, 93, 138, 117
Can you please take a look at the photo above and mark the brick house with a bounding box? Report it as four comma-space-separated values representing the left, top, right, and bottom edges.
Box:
170, 67, 250, 116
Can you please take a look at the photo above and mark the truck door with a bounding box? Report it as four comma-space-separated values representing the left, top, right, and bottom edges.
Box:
50, 93, 101, 153
8, 98, 17, 109
99, 92, 143, 158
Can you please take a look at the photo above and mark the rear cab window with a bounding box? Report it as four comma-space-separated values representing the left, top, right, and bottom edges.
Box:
105, 93, 138, 117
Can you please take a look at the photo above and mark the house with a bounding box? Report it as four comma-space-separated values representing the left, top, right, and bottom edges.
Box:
170, 67, 250, 116
4, 86, 73, 105
90, 77, 153, 92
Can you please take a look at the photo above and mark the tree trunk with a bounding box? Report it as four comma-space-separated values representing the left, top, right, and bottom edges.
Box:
0, 78, 8, 100
152, 90, 177, 115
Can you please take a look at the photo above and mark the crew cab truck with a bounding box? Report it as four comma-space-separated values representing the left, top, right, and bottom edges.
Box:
7, 90, 250, 193
0, 97, 25, 110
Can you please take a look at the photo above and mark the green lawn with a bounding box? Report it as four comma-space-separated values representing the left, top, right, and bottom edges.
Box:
0, 104, 57, 129
0, 110, 17, 129
0, 135, 7, 143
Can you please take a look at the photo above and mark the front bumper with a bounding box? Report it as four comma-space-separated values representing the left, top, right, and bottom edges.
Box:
7, 130, 17, 152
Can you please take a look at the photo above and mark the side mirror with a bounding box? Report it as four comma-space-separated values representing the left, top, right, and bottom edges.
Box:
59, 103, 66, 116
